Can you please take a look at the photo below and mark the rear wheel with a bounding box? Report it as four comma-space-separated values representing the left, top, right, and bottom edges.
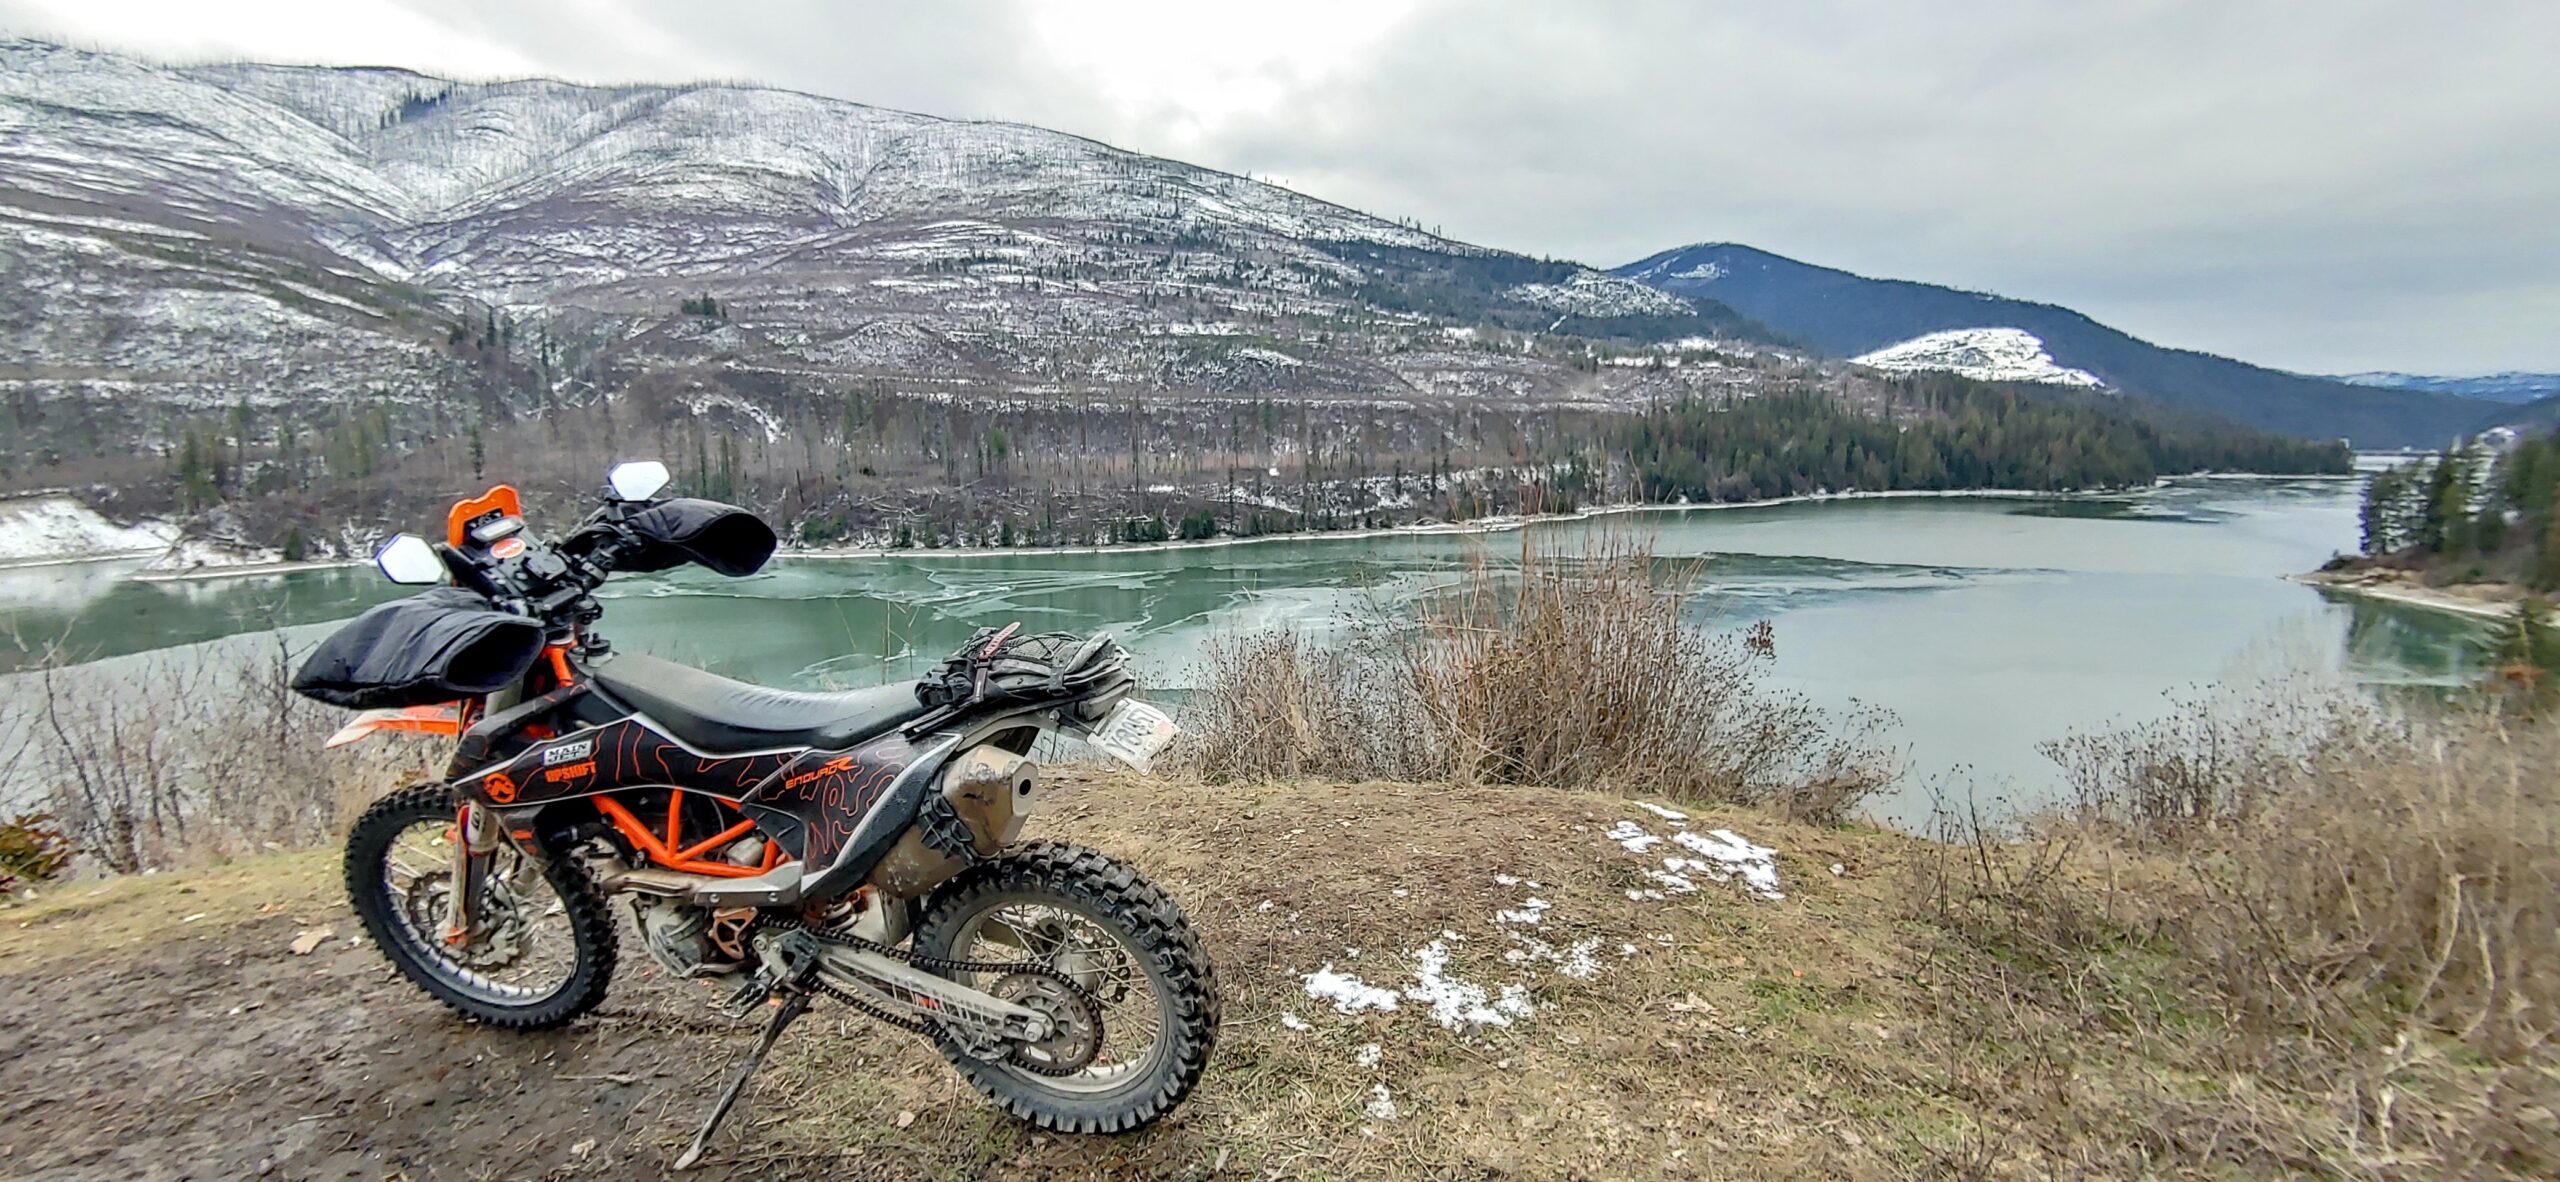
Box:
912, 842, 1220, 1133
344, 783, 616, 1029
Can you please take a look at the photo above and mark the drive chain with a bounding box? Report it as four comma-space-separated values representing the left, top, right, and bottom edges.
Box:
760, 916, 1101, 1076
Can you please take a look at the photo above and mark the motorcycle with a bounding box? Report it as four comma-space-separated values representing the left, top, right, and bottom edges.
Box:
297, 461, 1217, 1168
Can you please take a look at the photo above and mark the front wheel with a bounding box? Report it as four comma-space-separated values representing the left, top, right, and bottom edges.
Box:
912, 842, 1220, 1133
344, 783, 617, 1029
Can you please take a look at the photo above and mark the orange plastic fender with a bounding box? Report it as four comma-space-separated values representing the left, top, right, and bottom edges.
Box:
324, 703, 465, 749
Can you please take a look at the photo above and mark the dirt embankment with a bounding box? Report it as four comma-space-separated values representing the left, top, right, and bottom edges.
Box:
2299, 562, 2539, 620
2, 773, 1933, 1181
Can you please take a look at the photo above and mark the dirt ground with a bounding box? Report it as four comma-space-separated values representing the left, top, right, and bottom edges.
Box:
1, 774, 1936, 1181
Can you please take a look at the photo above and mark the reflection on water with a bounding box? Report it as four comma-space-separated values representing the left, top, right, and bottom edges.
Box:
0, 477, 2504, 827
0, 561, 411, 673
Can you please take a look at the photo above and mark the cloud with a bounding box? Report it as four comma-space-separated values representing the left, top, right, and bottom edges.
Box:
2, 0, 2552, 371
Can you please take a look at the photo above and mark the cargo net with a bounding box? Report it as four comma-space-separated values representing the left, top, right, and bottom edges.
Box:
915, 625, 1133, 720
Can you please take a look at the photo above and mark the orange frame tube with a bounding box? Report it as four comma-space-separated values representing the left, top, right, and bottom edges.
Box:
592, 790, 782, 878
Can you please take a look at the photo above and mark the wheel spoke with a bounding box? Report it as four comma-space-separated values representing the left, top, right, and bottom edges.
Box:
377, 818, 576, 1002
950, 897, 1169, 1094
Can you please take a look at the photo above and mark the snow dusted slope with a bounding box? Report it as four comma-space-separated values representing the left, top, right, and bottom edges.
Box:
0, 36, 1770, 464
1851, 329, 2102, 388
0, 497, 177, 567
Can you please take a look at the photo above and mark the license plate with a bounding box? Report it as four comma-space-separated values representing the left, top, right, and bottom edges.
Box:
1086, 699, 1179, 773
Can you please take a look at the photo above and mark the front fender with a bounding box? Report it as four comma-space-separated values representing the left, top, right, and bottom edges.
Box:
324, 703, 464, 749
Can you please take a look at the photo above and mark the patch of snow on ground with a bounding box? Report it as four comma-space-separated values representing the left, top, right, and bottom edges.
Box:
681, 392, 787, 442
1406, 940, 1537, 1031
1354, 1043, 1382, 1069
1607, 820, 1664, 854
1670, 829, 1786, 900
1364, 1083, 1400, 1121
1850, 328, 2102, 388
1644, 867, 1699, 894
1493, 897, 1550, 925
1304, 966, 1399, 1015
1611, 822, 1786, 901
1279, 1012, 1310, 1032
1635, 802, 1688, 821
141, 537, 286, 572
1506, 271, 1694, 318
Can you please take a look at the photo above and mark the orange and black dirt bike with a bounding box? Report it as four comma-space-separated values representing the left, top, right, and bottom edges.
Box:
297, 461, 1215, 1168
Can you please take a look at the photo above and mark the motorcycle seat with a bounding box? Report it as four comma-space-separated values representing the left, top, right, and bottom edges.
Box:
584, 652, 929, 754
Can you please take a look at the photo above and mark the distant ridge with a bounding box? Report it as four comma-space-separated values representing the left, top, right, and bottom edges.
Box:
1616, 243, 2488, 448
2330, 371, 2560, 406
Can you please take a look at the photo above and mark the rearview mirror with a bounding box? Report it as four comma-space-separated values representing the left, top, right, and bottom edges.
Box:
607, 460, 671, 502
374, 534, 445, 585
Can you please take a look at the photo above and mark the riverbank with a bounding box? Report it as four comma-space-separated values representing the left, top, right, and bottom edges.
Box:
73, 482, 2173, 585
2297, 564, 2540, 621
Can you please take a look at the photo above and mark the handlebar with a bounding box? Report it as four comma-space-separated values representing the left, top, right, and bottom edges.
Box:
444, 500, 645, 637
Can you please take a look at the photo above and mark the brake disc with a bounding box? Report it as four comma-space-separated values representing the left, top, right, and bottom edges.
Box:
402, 870, 529, 970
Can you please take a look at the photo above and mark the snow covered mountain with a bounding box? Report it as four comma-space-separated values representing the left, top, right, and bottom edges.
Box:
2330, 372, 2560, 406
0, 38, 1773, 475
1615, 243, 2488, 447
1849, 329, 2100, 388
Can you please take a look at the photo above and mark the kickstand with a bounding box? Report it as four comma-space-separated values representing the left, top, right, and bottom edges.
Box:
675, 990, 812, 1171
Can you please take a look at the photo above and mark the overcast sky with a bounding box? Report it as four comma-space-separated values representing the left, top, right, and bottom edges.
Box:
6, 0, 2554, 373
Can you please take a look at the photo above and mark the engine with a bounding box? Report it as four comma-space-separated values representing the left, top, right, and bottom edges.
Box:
628, 896, 748, 980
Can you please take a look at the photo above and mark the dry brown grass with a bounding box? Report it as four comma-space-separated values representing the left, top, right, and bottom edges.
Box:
1177, 535, 1902, 825
1909, 695, 2560, 1180
12, 742, 2546, 1178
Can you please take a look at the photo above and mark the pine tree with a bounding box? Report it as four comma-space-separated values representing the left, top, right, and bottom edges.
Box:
175, 431, 212, 512
2360, 466, 2405, 553
2540, 500, 2560, 591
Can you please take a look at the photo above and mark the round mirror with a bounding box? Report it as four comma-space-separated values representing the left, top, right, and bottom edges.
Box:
607, 460, 671, 502
374, 534, 446, 585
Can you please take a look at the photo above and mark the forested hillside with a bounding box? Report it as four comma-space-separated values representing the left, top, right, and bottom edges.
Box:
1624, 374, 2350, 504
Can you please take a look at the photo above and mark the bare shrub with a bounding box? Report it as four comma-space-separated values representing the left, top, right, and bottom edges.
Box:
5, 633, 425, 873
1907, 696, 2560, 1178
1177, 630, 1423, 783
1174, 535, 1903, 823
2039, 671, 2403, 840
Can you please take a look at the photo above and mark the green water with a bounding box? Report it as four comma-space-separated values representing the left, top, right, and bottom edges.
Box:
0, 476, 2498, 826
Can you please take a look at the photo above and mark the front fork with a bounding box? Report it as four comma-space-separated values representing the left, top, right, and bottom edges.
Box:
444, 800, 507, 946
